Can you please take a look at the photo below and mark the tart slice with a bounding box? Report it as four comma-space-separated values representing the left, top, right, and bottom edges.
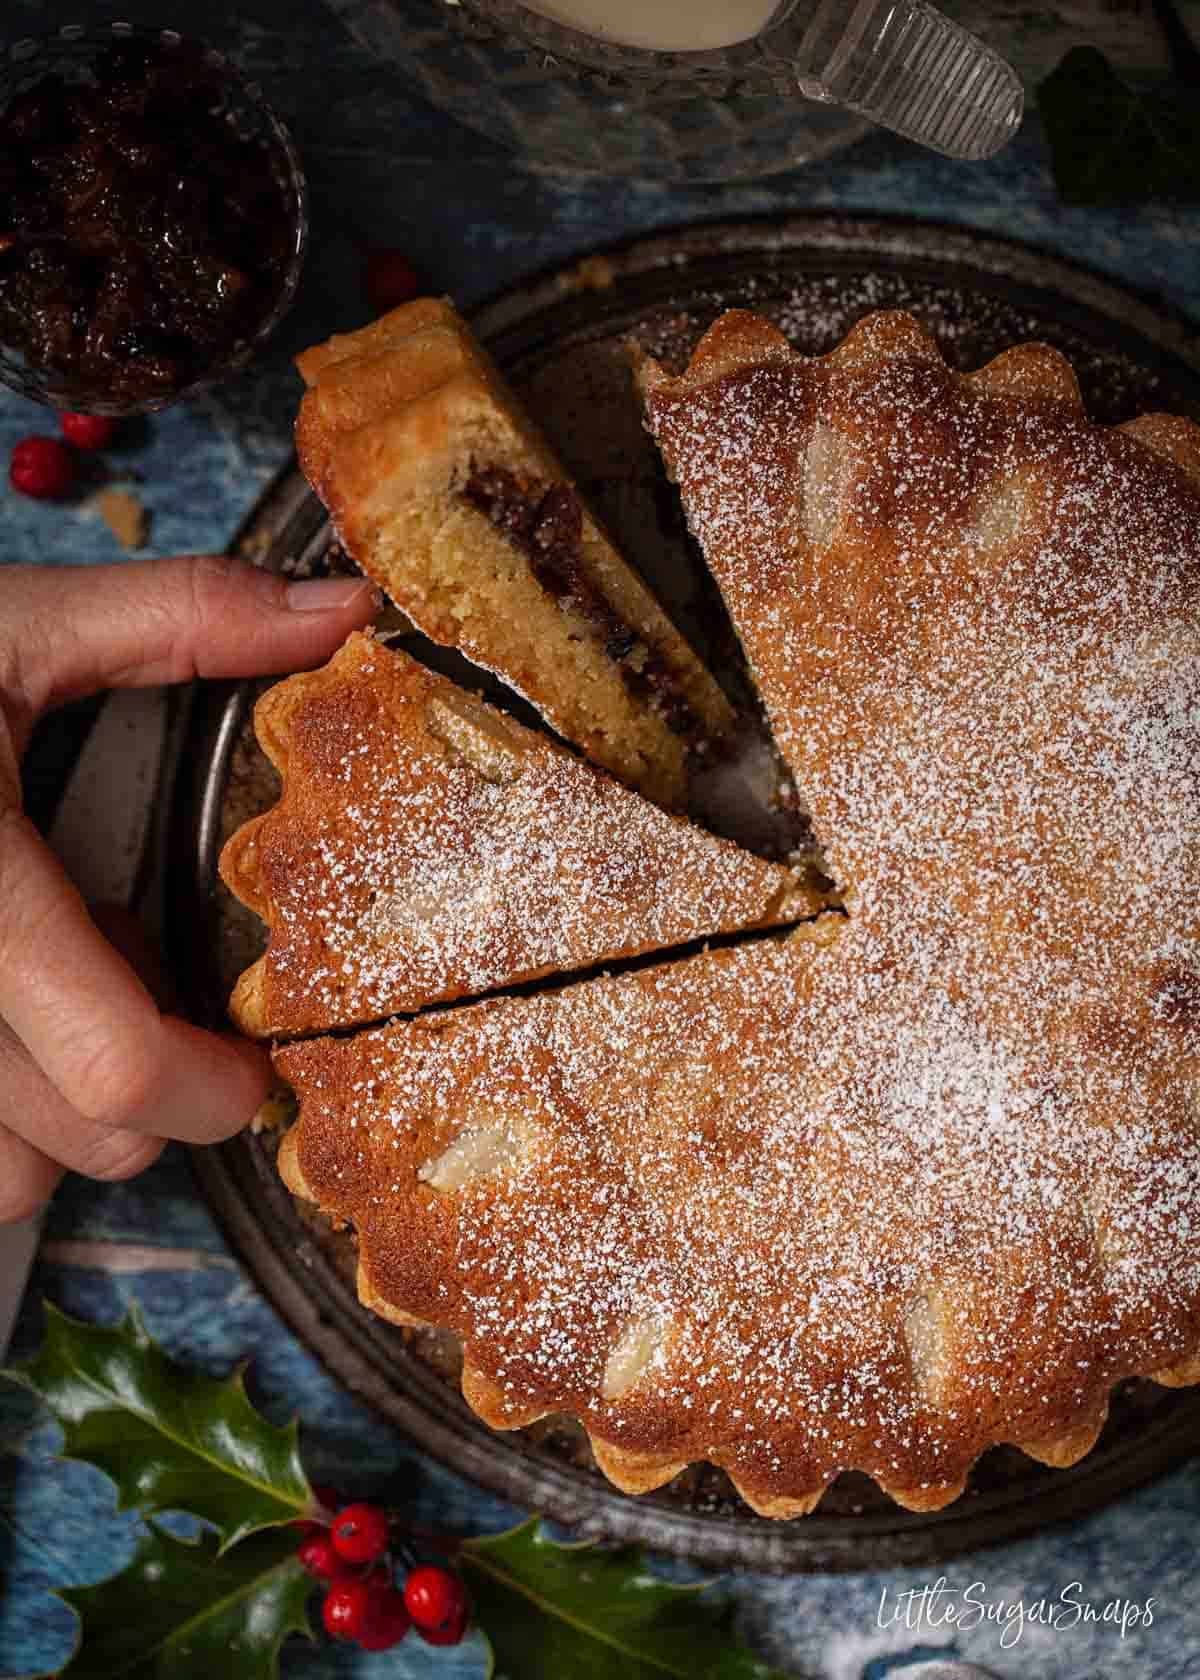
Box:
637, 308, 1200, 906
294, 299, 735, 810
272, 925, 853, 1519
219, 631, 823, 1038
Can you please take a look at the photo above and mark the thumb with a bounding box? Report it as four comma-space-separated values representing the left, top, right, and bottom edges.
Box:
6, 557, 379, 717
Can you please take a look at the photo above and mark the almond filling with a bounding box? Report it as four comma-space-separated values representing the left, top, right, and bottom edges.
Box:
461, 463, 702, 741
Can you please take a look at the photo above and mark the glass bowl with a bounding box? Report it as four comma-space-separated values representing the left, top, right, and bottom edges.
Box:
0, 22, 308, 416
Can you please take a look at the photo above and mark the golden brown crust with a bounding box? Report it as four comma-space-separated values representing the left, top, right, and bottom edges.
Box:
219, 630, 822, 1037
272, 311, 1200, 1517
275, 1126, 307, 1199
1013, 1405, 1108, 1468
296, 324, 495, 498
294, 295, 459, 386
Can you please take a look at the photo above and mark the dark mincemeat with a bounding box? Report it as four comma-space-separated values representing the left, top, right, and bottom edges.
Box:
461, 462, 700, 739
0, 40, 292, 403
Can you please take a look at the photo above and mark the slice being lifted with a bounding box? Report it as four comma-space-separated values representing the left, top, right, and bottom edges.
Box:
294, 298, 735, 809
219, 631, 823, 1039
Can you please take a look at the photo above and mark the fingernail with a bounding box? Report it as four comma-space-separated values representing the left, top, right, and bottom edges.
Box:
286, 576, 380, 612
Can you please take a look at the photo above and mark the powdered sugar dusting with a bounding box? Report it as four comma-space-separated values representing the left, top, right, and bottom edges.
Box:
240, 633, 810, 1035
277, 311, 1200, 1510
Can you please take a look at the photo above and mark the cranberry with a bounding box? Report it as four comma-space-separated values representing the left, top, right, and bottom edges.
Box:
297, 1533, 351, 1581
363, 247, 421, 316
59, 411, 117, 449
404, 1564, 470, 1641
357, 1585, 411, 1651
322, 1579, 373, 1641
9, 436, 75, 499
330, 1501, 389, 1565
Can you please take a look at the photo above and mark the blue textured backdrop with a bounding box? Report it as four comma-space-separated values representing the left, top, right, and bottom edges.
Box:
3, 2, 1200, 1676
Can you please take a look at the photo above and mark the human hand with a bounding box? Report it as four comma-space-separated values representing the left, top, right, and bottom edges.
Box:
0, 556, 378, 1222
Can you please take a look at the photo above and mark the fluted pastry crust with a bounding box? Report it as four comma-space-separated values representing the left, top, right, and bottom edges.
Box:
219, 631, 822, 1037
272, 310, 1200, 1514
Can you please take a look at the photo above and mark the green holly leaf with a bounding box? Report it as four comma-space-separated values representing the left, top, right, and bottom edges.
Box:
8, 1303, 312, 1550
461, 1519, 787, 1680
1038, 46, 1200, 205
54, 1522, 312, 1679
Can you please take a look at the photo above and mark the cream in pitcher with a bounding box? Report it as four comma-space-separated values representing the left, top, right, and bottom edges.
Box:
519, 0, 784, 52
482, 0, 1023, 160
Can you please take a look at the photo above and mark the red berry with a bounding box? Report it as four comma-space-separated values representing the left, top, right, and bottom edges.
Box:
404, 1565, 469, 1637
417, 1606, 469, 1647
330, 1501, 389, 1564
357, 1585, 411, 1651
297, 1533, 351, 1580
59, 412, 116, 450
363, 247, 421, 316
322, 1579, 373, 1641
9, 436, 75, 499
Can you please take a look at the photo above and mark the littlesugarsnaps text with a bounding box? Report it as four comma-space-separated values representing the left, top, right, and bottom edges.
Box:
877, 1578, 1155, 1650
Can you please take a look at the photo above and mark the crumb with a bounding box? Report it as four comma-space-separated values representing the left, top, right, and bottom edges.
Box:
93, 486, 149, 549
251, 1089, 298, 1134
239, 527, 273, 561
558, 254, 616, 294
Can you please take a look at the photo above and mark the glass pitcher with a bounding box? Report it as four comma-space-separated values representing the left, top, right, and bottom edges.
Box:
473, 0, 1023, 161
325, 0, 1023, 179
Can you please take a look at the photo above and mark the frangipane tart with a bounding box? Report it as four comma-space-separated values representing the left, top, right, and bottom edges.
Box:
269, 310, 1200, 1514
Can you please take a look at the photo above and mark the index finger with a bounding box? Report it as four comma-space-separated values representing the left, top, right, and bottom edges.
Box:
0, 808, 267, 1143
5, 555, 379, 720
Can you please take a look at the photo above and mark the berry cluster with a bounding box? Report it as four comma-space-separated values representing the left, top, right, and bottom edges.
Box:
296, 1498, 469, 1653
9, 412, 118, 500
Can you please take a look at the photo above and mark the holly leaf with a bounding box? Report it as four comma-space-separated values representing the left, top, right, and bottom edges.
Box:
7, 1303, 312, 1550
461, 1519, 787, 1680
54, 1521, 312, 1679
1038, 47, 1200, 205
